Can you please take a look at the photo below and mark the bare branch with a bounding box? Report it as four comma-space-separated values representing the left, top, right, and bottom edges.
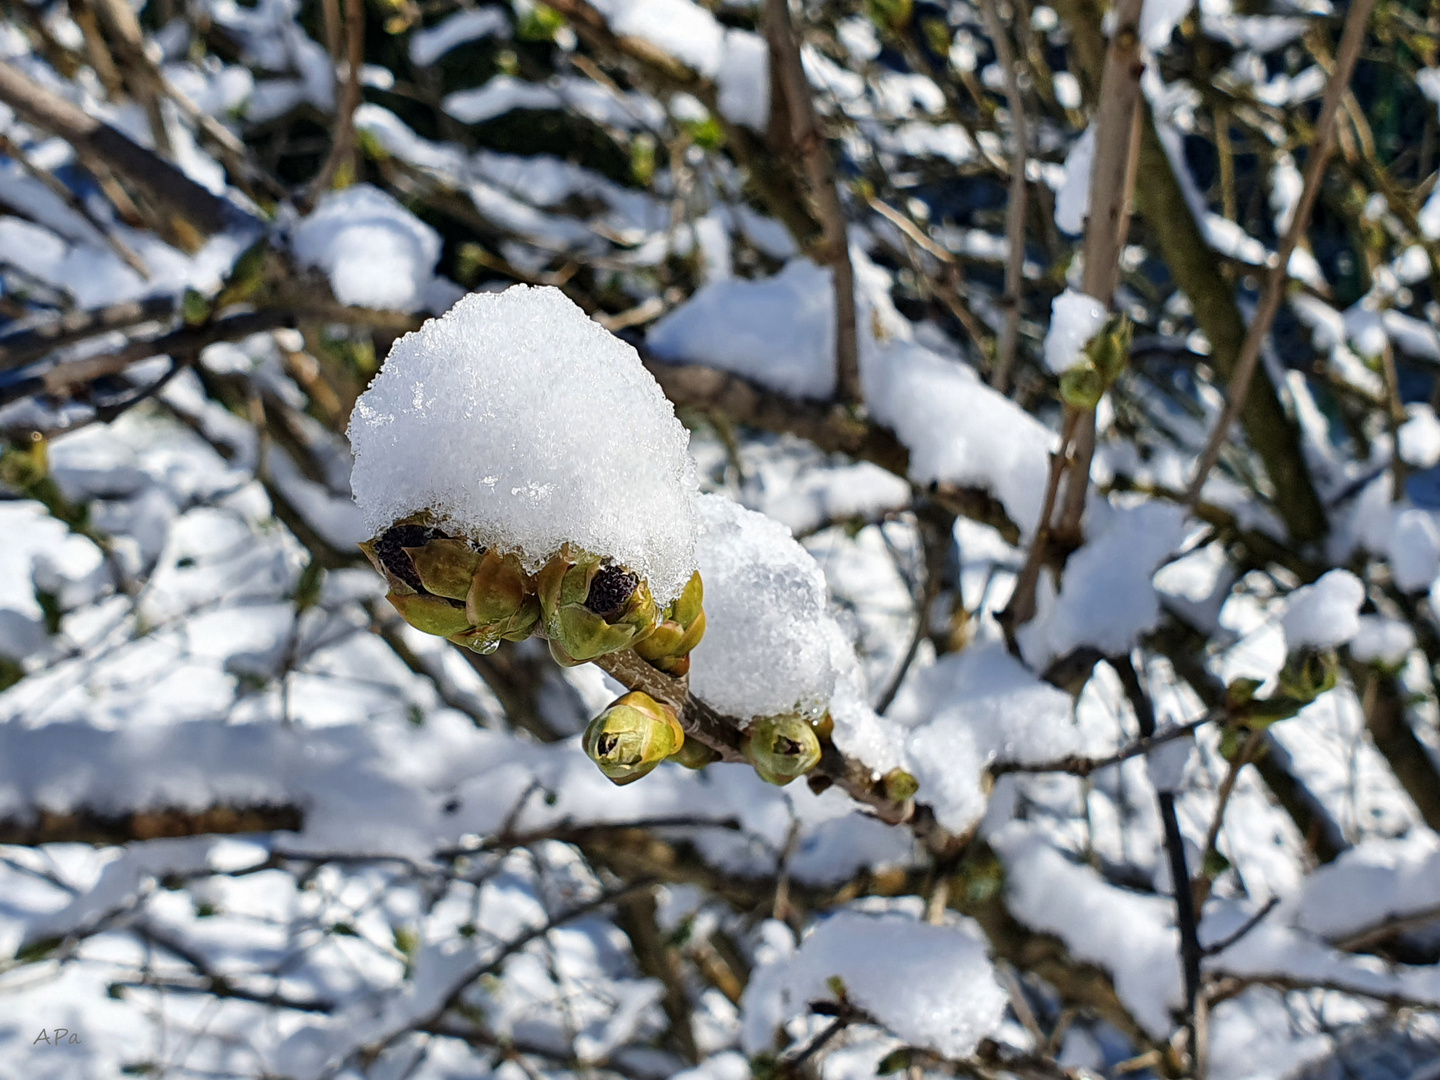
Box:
764, 0, 861, 405
1184, 0, 1377, 508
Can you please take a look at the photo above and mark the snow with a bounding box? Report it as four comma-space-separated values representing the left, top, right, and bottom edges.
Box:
1019, 501, 1190, 668
408, 7, 508, 66
1389, 508, 1440, 592
688, 494, 837, 720
1140, 0, 1195, 50
991, 821, 1182, 1038
740, 909, 1007, 1059
716, 31, 769, 132
648, 259, 836, 398
1280, 569, 1364, 651
1399, 404, 1440, 469
347, 285, 700, 604
1294, 832, 1440, 939
1350, 615, 1415, 666
290, 184, 442, 312
589, 0, 725, 76
866, 342, 1055, 533
887, 645, 1084, 832
442, 75, 664, 130
1053, 125, 1095, 234
648, 256, 1056, 534
1042, 288, 1109, 374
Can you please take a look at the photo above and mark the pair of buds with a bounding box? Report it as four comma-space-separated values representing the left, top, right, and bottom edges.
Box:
582, 695, 828, 788
1059, 313, 1132, 410
362, 518, 704, 672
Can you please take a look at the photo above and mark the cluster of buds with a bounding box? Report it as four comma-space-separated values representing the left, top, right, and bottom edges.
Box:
1224, 647, 1339, 732
360, 515, 540, 653
364, 521, 707, 677
1059, 312, 1132, 410
535, 545, 661, 666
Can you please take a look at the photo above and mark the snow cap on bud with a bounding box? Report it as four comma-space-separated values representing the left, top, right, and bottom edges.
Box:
361, 515, 540, 652
537, 546, 658, 665
633, 570, 706, 675
689, 495, 837, 721
583, 691, 685, 785
744, 714, 822, 786
348, 285, 700, 607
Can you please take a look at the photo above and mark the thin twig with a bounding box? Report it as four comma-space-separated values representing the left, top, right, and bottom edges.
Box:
977, 0, 1029, 392
305, 0, 366, 208
990, 712, 1213, 777
1201, 897, 1280, 957
1184, 0, 1377, 506
765, 0, 861, 405
1054, 0, 1145, 543
0, 132, 149, 276
1115, 655, 1202, 1067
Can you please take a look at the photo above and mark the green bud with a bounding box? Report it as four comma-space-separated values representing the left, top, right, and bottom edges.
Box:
743, 714, 822, 786
1059, 362, 1106, 410
537, 546, 659, 665
1225, 677, 1264, 708
1278, 648, 1338, 704
633, 570, 706, 675
1086, 312, 1132, 383
361, 515, 540, 653
867, 0, 912, 31
583, 692, 685, 785
181, 288, 211, 326
669, 736, 719, 770
882, 768, 919, 802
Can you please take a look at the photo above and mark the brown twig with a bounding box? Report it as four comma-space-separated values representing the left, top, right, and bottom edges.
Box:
977, 0, 1030, 393
990, 712, 1213, 778
0, 58, 242, 244
305, 0, 366, 208
0, 803, 303, 845
1054, 0, 1145, 545
0, 132, 149, 277
764, 0, 861, 406
1184, 0, 1377, 507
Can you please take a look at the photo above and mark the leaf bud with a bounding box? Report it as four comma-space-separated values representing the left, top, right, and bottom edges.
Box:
633, 570, 706, 675
537, 546, 659, 665
743, 714, 822, 786
582, 692, 685, 785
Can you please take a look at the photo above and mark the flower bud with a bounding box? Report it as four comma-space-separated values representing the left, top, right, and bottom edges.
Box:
669, 736, 720, 770
633, 570, 706, 675
1059, 362, 1106, 410
882, 768, 919, 801
361, 516, 540, 653
582, 692, 685, 785
743, 714, 822, 786
537, 546, 659, 665
1278, 648, 1338, 704
1087, 313, 1132, 383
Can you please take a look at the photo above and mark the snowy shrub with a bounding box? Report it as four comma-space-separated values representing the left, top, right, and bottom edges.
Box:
1, 0, 1440, 1075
